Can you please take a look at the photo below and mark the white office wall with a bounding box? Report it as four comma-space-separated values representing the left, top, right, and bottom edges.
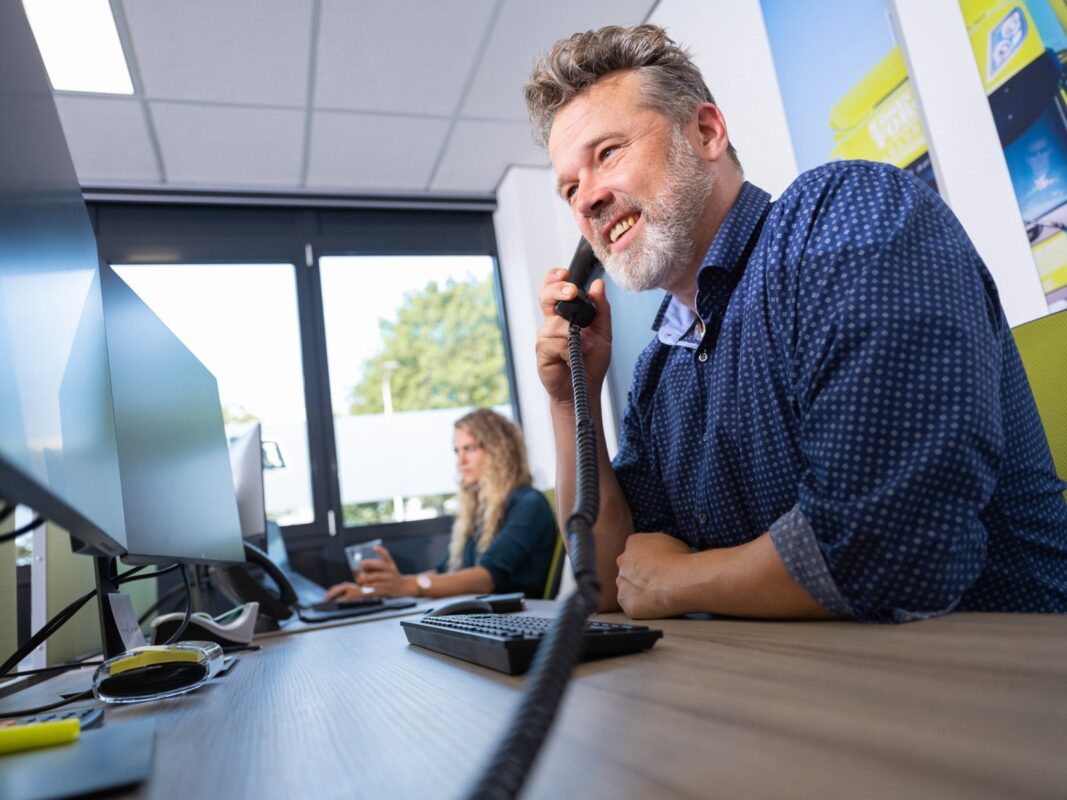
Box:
495, 166, 563, 488
891, 0, 1049, 326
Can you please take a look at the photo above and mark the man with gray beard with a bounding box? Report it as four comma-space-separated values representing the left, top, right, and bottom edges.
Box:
530, 25, 1067, 622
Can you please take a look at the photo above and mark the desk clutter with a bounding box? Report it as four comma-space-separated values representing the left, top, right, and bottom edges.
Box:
0, 716, 155, 800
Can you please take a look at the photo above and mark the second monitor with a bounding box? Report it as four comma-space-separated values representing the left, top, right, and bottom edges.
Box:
227, 422, 267, 542
99, 264, 245, 567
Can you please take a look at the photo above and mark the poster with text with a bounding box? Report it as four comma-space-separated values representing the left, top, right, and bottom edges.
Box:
962, 0, 1067, 310
761, 0, 936, 189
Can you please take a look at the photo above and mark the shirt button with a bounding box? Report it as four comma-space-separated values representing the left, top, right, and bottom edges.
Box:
698, 513, 708, 525
697, 351, 708, 363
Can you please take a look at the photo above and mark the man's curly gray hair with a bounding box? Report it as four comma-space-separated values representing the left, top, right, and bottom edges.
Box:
524, 24, 740, 169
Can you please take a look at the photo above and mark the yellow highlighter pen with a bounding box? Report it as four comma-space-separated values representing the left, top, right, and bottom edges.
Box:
0, 718, 80, 755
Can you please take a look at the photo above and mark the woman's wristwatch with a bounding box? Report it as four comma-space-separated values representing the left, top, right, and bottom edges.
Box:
415, 573, 432, 596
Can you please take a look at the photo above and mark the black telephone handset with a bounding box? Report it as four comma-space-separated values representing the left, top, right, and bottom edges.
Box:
554, 238, 600, 328
211, 541, 297, 623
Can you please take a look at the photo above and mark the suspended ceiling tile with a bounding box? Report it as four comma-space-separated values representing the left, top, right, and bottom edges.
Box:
151, 102, 305, 186
314, 0, 496, 116
461, 0, 656, 122
306, 111, 450, 191
54, 96, 160, 183
431, 119, 547, 193
121, 0, 313, 106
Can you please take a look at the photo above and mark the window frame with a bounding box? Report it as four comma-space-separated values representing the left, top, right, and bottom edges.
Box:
88, 198, 517, 552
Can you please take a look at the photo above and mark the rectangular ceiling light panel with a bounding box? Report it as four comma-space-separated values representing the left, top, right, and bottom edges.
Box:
22, 0, 134, 94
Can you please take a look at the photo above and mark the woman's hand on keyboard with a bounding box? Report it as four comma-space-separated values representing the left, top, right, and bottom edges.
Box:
322, 581, 366, 602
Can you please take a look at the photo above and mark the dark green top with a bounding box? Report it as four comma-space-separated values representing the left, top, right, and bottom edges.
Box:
437, 485, 558, 598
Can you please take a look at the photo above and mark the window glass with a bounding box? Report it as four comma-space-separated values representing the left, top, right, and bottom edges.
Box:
111, 263, 313, 526
319, 256, 511, 527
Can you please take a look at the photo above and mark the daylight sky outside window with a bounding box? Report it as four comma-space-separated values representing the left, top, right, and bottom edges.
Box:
22, 0, 133, 94
113, 265, 306, 424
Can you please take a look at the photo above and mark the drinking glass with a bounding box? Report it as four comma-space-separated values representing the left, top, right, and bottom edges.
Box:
344, 538, 384, 580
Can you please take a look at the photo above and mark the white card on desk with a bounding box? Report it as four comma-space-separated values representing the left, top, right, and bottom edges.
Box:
107, 593, 148, 650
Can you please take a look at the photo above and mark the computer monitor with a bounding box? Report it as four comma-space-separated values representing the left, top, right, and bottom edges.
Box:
0, 0, 125, 557
99, 265, 246, 567
2, 0, 246, 666
227, 423, 267, 541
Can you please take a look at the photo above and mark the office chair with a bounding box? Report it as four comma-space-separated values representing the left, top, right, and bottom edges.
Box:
1011, 309, 1067, 499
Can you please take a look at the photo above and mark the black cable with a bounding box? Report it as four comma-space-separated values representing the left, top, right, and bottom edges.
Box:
0, 514, 44, 545
114, 563, 147, 582
466, 321, 602, 800
118, 563, 179, 584
0, 563, 142, 670
163, 565, 193, 645
0, 586, 99, 679
0, 562, 143, 677
0, 561, 181, 676
0, 689, 93, 720
0, 559, 189, 717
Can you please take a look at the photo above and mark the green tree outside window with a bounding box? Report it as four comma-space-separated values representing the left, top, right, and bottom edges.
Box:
347, 274, 509, 414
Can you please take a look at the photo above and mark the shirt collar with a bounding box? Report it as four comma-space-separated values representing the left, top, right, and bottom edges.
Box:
653, 294, 701, 348
698, 181, 772, 277
654, 181, 772, 346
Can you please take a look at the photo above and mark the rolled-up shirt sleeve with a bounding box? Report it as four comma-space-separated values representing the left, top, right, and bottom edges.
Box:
769, 505, 855, 618
768, 165, 1002, 622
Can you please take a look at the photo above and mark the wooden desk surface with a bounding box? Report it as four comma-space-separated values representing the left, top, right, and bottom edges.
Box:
11, 604, 1067, 799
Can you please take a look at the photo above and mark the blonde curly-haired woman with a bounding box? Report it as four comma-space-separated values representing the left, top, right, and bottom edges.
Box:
324, 408, 558, 600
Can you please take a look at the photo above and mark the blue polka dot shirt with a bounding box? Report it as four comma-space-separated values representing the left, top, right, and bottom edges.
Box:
612, 160, 1067, 623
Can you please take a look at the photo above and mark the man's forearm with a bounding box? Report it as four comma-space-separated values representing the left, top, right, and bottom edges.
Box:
550, 397, 633, 611
678, 533, 833, 619
617, 530, 835, 619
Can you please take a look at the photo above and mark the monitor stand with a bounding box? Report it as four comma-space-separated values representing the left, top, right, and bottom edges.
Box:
94, 556, 128, 659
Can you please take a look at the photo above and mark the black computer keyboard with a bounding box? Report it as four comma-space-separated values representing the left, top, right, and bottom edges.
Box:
400, 614, 663, 675
298, 597, 416, 623
306, 598, 384, 613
